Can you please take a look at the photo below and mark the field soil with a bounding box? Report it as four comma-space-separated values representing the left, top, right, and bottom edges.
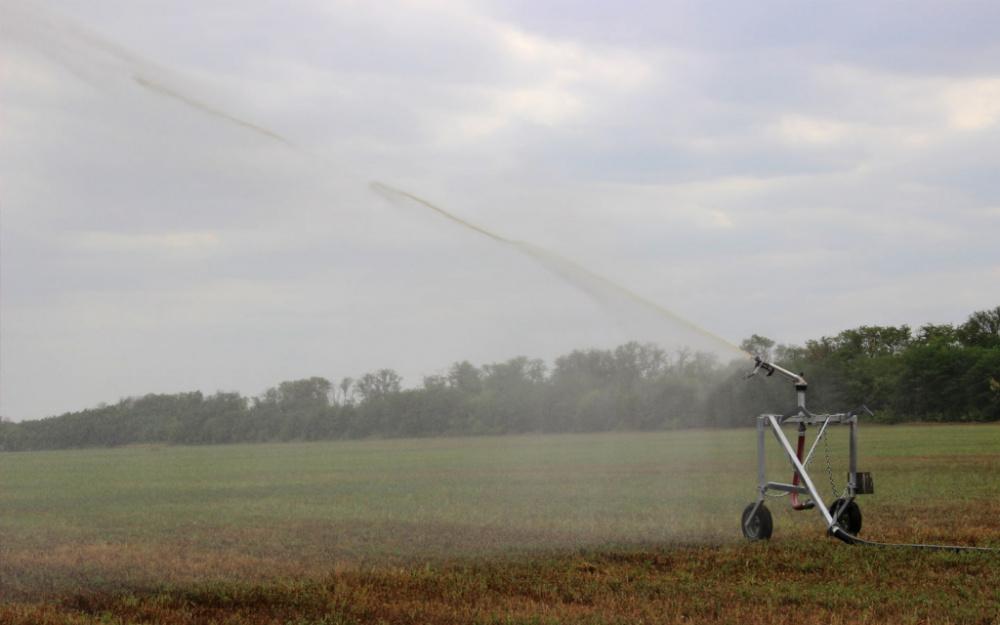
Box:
2, 425, 999, 623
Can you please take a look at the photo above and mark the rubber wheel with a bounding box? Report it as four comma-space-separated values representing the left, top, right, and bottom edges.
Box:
829, 498, 862, 535
741, 502, 773, 541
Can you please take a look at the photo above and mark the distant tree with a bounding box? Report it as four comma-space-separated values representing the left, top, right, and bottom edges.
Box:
957, 306, 1000, 348
553, 349, 615, 386
612, 342, 667, 385
915, 323, 958, 346
834, 325, 912, 358
685, 351, 719, 378
338, 377, 354, 406
276, 377, 333, 411
482, 357, 540, 394
447, 361, 482, 395
6, 307, 1000, 451
773, 342, 806, 364
476, 356, 547, 433
422, 374, 448, 391
740, 334, 776, 361
802, 336, 836, 361
0, 418, 21, 451
963, 350, 1000, 421
200, 392, 248, 444
354, 369, 402, 403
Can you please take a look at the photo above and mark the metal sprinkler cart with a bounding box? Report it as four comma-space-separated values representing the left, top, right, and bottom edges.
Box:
741, 357, 1000, 552
741, 356, 874, 544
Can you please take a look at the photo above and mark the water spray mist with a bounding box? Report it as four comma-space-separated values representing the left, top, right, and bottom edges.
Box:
5, 0, 747, 360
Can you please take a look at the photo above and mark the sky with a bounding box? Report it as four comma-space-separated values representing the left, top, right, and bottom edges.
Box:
2, 0, 999, 421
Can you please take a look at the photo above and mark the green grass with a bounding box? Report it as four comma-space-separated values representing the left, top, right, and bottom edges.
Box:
2, 424, 999, 623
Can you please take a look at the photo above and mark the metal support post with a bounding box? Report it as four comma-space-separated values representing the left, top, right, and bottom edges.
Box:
848, 416, 858, 497
757, 416, 766, 498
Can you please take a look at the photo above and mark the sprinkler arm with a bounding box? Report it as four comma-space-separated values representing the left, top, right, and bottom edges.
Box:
749, 356, 807, 389
747, 356, 809, 410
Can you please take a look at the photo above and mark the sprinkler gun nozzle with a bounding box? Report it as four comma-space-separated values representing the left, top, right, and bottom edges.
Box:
746, 356, 808, 390
745, 355, 777, 379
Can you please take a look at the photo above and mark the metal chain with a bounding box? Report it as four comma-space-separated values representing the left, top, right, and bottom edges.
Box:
823, 427, 843, 499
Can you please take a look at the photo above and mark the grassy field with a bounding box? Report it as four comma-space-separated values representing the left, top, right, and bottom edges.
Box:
2, 424, 999, 623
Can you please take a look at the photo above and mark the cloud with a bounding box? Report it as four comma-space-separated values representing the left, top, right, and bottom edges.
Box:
2, 0, 1000, 420
773, 115, 850, 145
72, 231, 222, 256
944, 78, 1000, 131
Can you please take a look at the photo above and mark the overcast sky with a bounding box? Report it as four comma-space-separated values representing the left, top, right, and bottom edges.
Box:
2, 0, 999, 420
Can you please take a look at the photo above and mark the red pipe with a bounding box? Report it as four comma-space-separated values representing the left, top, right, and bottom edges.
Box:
790, 424, 811, 510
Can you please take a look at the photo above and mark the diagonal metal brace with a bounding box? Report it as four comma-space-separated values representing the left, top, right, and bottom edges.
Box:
766, 414, 835, 527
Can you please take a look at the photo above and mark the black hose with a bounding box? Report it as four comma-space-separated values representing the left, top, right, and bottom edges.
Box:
830, 526, 1000, 553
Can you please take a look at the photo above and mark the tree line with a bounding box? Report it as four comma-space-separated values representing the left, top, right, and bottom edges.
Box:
2, 307, 997, 451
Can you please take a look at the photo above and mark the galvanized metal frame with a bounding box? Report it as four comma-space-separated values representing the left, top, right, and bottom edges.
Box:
747, 408, 860, 533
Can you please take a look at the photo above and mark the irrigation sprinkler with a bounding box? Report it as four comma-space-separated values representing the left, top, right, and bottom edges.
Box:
741, 356, 998, 553
741, 357, 872, 544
